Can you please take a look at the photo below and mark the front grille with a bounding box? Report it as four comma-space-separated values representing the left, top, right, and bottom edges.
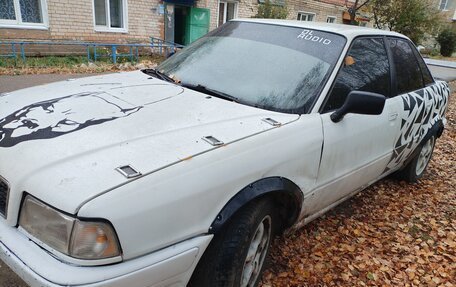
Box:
0, 178, 9, 218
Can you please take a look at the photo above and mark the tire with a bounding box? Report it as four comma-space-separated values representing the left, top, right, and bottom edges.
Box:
188, 198, 279, 287
397, 135, 436, 182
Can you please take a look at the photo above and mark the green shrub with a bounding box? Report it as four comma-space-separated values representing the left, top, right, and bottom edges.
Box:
437, 28, 456, 57
429, 48, 440, 57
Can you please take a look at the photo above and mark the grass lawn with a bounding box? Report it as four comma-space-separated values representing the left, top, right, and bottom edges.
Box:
0, 54, 165, 75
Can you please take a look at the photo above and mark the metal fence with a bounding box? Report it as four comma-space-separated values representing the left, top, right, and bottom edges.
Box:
0, 38, 185, 63
151, 37, 185, 56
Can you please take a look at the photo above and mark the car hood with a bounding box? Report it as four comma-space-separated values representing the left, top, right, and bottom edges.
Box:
0, 71, 299, 217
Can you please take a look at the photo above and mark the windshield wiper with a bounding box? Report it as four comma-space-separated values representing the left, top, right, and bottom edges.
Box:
142, 71, 239, 103
142, 69, 176, 83
181, 83, 238, 103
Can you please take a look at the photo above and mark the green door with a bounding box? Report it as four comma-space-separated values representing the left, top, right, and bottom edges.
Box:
185, 8, 210, 45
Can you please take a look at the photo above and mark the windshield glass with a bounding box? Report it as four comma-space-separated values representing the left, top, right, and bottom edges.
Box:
157, 21, 346, 114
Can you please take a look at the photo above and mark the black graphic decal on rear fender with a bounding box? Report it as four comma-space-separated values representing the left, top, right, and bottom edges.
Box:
0, 92, 142, 148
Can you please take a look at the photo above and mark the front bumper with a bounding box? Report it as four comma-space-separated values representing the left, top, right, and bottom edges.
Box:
0, 221, 212, 287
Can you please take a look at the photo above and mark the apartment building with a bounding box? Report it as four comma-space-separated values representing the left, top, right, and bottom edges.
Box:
0, 0, 366, 47
438, 0, 456, 23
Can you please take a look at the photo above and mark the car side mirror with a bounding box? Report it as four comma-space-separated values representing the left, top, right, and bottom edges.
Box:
330, 91, 386, 123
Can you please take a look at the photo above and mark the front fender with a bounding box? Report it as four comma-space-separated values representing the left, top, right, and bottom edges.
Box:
77, 114, 323, 260
209, 177, 303, 233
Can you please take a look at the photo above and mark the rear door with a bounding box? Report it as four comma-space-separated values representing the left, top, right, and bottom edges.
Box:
305, 37, 402, 216
383, 37, 439, 171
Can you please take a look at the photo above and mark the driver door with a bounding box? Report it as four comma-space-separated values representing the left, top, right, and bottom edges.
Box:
304, 37, 402, 216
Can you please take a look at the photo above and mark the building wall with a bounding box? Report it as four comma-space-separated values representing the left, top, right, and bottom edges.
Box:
287, 0, 348, 24
421, 0, 456, 48
199, 0, 358, 31
0, 0, 162, 43
196, 0, 218, 31
196, 0, 259, 31
0, 0, 363, 48
237, 0, 259, 20
438, 0, 456, 23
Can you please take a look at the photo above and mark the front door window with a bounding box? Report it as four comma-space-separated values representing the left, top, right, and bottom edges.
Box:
323, 37, 391, 112
313, 37, 400, 216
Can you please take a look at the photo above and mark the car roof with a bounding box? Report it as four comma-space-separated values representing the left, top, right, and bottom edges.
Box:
233, 19, 409, 41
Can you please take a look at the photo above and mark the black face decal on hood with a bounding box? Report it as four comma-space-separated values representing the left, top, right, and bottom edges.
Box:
0, 92, 142, 148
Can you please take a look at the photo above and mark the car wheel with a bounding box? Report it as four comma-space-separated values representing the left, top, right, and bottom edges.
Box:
397, 135, 436, 182
188, 198, 279, 287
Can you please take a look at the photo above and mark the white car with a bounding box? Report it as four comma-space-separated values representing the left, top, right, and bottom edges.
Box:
0, 20, 450, 287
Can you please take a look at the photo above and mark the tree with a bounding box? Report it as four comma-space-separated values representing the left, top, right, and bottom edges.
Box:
347, 0, 371, 25
437, 28, 456, 57
370, 0, 442, 44
254, 0, 288, 19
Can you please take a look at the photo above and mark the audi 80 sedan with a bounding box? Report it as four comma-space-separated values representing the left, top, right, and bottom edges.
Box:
0, 20, 449, 287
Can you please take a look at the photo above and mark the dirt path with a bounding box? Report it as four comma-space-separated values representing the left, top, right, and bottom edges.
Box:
0, 73, 104, 93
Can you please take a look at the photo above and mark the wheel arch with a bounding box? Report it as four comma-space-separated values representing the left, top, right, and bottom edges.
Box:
402, 119, 443, 168
209, 177, 303, 234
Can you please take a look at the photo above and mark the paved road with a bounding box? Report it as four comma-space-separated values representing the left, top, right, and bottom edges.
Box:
428, 64, 456, 82
0, 73, 100, 93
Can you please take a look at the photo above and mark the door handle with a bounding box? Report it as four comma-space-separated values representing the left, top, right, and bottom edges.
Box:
388, 112, 398, 121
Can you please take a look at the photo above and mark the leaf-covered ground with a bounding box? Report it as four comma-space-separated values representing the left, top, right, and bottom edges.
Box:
261, 92, 456, 286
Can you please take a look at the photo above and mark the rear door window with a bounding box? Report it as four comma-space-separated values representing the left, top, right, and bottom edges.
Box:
411, 47, 435, 86
388, 38, 425, 94
323, 37, 391, 112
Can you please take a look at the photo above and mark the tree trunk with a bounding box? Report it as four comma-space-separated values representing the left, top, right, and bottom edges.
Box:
349, 0, 360, 25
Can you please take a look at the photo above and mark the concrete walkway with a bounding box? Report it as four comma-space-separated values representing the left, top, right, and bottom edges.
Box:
428, 65, 456, 82
0, 73, 100, 93
423, 58, 456, 82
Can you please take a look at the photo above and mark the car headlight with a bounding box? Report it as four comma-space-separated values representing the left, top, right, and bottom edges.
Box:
19, 195, 121, 263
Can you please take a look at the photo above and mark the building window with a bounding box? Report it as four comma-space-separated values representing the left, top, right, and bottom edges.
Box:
0, 0, 48, 29
218, 1, 237, 27
326, 16, 336, 23
297, 12, 315, 22
439, 0, 448, 10
93, 0, 128, 32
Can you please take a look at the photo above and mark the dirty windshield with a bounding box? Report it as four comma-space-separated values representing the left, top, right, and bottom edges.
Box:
156, 21, 346, 114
